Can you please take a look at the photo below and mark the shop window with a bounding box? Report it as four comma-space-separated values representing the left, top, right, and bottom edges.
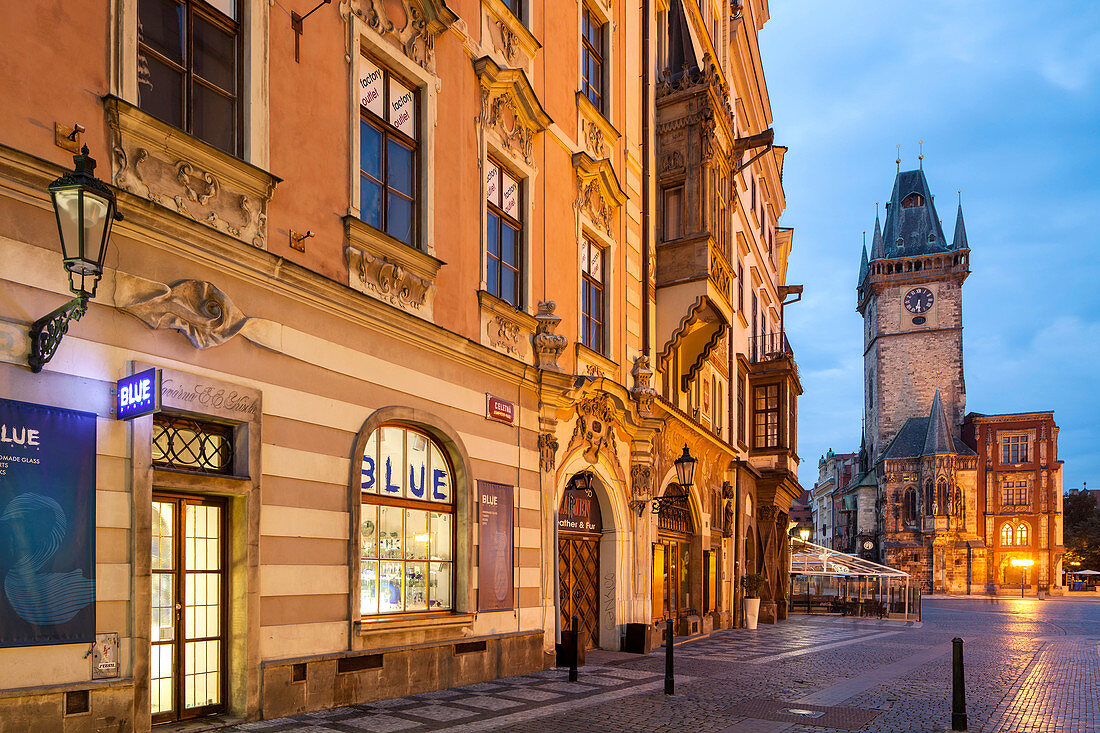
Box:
152, 414, 235, 474
359, 56, 418, 247
580, 4, 606, 111
752, 383, 779, 449
580, 237, 606, 353
137, 0, 241, 155
485, 159, 523, 306
1001, 434, 1028, 464
360, 425, 453, 615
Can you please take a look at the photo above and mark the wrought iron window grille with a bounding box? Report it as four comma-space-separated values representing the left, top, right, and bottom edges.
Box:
152, 414, 235, 475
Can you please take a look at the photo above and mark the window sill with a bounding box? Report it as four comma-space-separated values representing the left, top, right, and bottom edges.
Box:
483, 0, 542, 69
576, 91, 619, 160
357, 612, 476, 635
477, 290, 536, 361
104, 95, 280, 250
575, 342, 617, 379
344, 215, 445, 319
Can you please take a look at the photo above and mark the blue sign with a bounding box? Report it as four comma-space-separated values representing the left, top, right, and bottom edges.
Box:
116, 368, 161, 421
0, 399, 97, 647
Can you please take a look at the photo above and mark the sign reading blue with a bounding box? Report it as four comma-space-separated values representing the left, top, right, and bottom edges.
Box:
0, 398, 97, 647
116, 368, 161, 421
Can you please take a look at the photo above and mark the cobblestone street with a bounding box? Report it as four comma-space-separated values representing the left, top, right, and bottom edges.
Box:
230, 599, 1100, 733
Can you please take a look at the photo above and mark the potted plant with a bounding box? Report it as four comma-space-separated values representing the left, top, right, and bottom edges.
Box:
741, 573, 767, 629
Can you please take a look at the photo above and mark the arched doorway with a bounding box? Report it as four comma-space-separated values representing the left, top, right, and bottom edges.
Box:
653, 484, 696, 627
558, 475, 603, 649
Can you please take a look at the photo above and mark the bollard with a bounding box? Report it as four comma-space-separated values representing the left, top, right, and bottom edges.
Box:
952, 637, 967, 731
569, 615, 579, 682
664, 618, 674, 695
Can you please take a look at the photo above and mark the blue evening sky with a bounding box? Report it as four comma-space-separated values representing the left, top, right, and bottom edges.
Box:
760, 1, 1100, 492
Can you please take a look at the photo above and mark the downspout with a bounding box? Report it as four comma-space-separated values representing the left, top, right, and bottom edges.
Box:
732, 463, 741, 627
641, 0, 652, 358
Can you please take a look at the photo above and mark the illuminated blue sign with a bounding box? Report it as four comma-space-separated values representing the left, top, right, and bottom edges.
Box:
116, 368, 161, 421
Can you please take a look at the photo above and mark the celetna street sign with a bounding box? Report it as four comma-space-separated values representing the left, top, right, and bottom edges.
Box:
486, 394, 515, 426
116, 368, 161, 420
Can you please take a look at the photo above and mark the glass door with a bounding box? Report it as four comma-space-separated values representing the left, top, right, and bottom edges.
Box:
151, 494, 227, 723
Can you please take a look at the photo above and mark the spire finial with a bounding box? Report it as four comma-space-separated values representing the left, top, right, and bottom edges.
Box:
875, 201, 879, 218
935, 370, 941, 390
863, 231, 866, 246
958, 189, 962, 206
896, 145, 901, 173
918, 140, 924, 169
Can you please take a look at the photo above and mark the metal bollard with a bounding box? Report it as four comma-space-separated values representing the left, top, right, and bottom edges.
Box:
664, 618, 674, 695
569, 615, 579, 683
952, 637, 967, 731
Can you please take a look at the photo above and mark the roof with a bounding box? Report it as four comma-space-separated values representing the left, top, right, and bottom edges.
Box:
922, 388, 954, 455
952, 203, 968, 250
878, 169, 952, 260
881, 417, 975, 460
790, 540, 909, 578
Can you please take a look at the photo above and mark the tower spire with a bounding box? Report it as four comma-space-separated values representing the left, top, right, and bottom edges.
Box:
871, 209, 885, 260
952, 198, 968, 250
922, 384, 954, 456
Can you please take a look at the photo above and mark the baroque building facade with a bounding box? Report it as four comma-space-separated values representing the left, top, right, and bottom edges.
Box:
816, 166, 1063, 594
0, 0, 801, 730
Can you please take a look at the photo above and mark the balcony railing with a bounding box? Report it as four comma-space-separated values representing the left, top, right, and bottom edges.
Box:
749, 331, 793, 363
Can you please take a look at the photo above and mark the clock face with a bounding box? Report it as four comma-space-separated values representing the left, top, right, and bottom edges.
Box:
862, 540, 874, 550
904, 287, 934, 314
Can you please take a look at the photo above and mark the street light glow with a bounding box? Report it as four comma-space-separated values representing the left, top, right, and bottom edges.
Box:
1010, 558, 1035, 568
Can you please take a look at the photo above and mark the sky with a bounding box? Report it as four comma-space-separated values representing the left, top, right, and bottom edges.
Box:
759, 1, 1100, 492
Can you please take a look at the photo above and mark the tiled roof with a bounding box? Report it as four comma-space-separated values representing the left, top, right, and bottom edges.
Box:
879, 169, 951, 259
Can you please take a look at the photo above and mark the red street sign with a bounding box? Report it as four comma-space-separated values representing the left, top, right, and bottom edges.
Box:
486, 394, 515, 425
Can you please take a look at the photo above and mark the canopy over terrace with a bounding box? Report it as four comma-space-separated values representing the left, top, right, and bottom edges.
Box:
789, 540, 920, 621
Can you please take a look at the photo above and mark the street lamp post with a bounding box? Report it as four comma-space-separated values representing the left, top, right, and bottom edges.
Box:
1010, 557, 1035, 598
28, 146, 121, 372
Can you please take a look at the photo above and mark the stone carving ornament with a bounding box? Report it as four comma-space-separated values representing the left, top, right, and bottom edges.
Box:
340, 0, 447, 72
344, 245, 435, 313
533, 301, 567, 371
538, 432, 559, 473
575, 179, 614, 234
630, 355, 657, 413
630, 463, 653, 501
482, 89, 536, 164
569, 394, 620, 465
117, 278, 248, 349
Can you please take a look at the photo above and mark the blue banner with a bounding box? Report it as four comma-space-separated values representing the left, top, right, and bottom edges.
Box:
0, 399, 96, 647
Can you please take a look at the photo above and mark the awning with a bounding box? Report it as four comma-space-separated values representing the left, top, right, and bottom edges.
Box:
790, 540, 909, 578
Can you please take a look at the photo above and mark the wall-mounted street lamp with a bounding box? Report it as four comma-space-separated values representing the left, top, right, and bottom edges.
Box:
799, 528, 811, 543
28, 146, 121, 372
645, 445, 696, 516
572, 470, 595, 497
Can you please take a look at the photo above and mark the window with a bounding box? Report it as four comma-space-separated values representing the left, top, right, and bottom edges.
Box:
663, 186, 683, 240
360, 425, 453, 615
1002, 435, 1028, 464
152, 414, 234, 474
137, 0, 241, 154
753, 383, 779, 449
359, 57, 418, 247
581, 238, 606, 353
925, 480, 934, 516
737, 373, 746, 445
485, 160, 523, 305
937, 478, 948, 514
1015, 522, 1029, 546
1002, 480, 1029, 507
507, 0, 523, 22
581, 5, 606, 110
902, 193, 924, 209
868, 373, 874, 409
737, 262, 744, 312
903, 487, 917, 524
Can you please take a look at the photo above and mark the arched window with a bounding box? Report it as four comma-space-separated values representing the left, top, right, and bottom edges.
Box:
1016, 523, 1029, 546
902, 193, 924, 208
925, 480, 934, 515
1000, 523, 1014, 546
359, 425, 454, 615
937, 478, 948, 515
903, 487, 917, 525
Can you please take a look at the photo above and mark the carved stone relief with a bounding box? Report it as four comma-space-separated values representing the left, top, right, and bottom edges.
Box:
581, 118, 605, 158
630, 355, 657, 414
569, 394, 621, 465
481, 88, 536, 164
339, 0, 451, 72
345, 245, 437, 315
116, 276, 248, 349
575, 178, 614, 235
538, 432, 559, 473
533, 301, 568, 371
494, 19, 519, 64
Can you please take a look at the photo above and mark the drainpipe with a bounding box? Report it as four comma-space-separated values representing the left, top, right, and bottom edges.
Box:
641, 0, 652, 358
732, 463, 742, 627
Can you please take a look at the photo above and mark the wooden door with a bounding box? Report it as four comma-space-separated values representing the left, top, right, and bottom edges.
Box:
151, 494, 227, 723
558, 534, 600, 648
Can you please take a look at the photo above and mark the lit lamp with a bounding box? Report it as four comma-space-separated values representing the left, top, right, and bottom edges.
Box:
799, 528, 811, 543
649, 445, 695, 515
573, 471, 595, 497
1010, 557, 1035, 599
28, 145, 121, 372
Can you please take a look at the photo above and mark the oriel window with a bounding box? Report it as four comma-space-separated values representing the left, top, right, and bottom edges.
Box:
581, 238, 606, 353
137, 0, 241, 155
581, 5, 606, 111
359, 57, 418, 247
485, 160, 523, 306
753, 383, 779, 449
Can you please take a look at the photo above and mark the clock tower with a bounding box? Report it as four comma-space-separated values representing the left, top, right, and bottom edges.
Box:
856, 169, 970, 464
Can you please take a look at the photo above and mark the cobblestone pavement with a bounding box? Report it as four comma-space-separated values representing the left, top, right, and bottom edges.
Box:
228, 599, 1100, 732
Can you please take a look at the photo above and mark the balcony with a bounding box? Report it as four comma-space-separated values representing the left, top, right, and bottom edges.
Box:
748, 331, 793, 364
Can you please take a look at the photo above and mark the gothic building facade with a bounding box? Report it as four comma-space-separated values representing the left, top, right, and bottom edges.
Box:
822, 167, 1065, 594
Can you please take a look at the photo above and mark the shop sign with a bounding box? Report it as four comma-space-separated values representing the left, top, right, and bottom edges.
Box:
116, 368, 161, 420
0, 399, 96, 647
478, 481, 514, 611
558, 488, 602, 534
486, 394, 515, 426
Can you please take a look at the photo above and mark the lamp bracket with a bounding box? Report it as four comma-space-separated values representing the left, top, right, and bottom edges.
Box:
28, 294, 89, 373
291, 0, 331, 62
629, 499, 648, 517
650, 495, 688, 515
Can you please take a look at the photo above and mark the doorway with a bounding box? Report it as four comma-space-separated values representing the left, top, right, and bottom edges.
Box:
654, 484, 695, 626
150, 493, 227, 723
558, 482, 603, 649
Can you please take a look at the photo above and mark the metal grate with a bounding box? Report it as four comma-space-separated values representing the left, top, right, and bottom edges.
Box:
657, 484, 694, 536
152, 415, 235, 474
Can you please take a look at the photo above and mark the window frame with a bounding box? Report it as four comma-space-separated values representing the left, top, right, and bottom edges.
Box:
580, 237, 607, 354
737, 373, 746, 446
580, 4, 606, 112
484, 158, 525, 307
1001, 434, 1029, 465
359, 424, 456, 617
136, 0, 243, 156
752, 382, 780, 449
359, 57, 421, 249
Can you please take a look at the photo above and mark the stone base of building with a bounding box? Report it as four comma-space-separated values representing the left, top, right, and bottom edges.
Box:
260, 630, 546, 720
0, 679, 134, 733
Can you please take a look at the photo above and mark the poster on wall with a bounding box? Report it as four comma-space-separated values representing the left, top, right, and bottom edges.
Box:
477, 481, 514, 611
0, 399, 96, 647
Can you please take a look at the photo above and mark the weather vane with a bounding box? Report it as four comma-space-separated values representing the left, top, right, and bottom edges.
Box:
896, 145, 901, 172
918, 141, 924, 169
